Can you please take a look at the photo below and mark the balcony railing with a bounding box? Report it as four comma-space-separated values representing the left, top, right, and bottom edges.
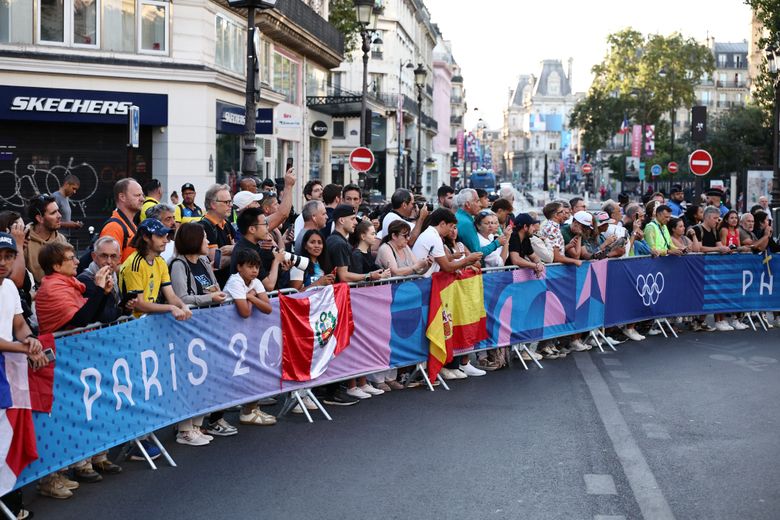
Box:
421, 113, 438, 132
452, 75, 463, 83
266, 0, 344, 56
451, 96, 463, 104
371, 51, 383, 60
716, 80, 747, 89
450, 115, 463, 124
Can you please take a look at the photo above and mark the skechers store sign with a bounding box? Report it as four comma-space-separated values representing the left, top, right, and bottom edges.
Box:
0, 86, 168, 125
216, 101, 273, 135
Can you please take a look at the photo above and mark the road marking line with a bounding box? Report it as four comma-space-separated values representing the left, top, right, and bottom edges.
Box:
602, 358, 622, 366
609, 370, 631, 379
584, 474, 617, 495
642, 423, 671, 440
576, 353, 676, 520
617, 382, 643, 394
594, 516, 626, 520
630, 401, 657, 415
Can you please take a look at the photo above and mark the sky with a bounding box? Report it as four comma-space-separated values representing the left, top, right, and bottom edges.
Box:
423, 0, 754, 130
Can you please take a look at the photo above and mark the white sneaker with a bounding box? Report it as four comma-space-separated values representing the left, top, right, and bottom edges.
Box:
569, 339, 590, 352
646, 325, 663, 336
360, 384, 385, 396
196, 429, 214, 442
176, 429, 209, 446
440, 368, 457, 380
623, 328, 645, 341
730, 319, 748, 331
459, 362, 486, 377
714, 320, 734, 331
292, 396, 318, 414
345, 386, 372, 399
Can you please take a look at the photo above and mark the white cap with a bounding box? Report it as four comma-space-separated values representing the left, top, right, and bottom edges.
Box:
233, 190, 263, 211
572, 210, 594, 229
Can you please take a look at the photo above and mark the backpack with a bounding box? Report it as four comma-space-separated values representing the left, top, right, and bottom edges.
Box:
76, 216, 131, 275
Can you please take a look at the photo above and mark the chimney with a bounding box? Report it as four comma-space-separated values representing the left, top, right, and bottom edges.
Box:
567, 57, 573, 85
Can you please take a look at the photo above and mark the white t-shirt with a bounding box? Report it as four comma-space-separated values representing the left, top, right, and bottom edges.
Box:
479, 233, 504, 267
411, 226, 445, 277
0, 278, 22, 342
224, 273, 265, 300
379, 211, 404, 239
293, 213, 305, 241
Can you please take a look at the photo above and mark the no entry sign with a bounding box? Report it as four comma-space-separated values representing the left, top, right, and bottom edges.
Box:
689, 149, 713, 176
450, 167, 460, 177
349, 147, 375, 172
582, 163, 593, 174
667, 161, 678, 174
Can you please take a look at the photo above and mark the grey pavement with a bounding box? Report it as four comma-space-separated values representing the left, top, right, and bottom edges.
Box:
23, 326, 780, 520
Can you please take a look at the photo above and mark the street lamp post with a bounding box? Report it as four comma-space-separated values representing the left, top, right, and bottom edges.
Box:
413, 63, 427, 195
226, 0, 277, 178
354, 0, 374, 148
767, 43, 780, 208
659, 67, 676, 169
397, 61, 414, 189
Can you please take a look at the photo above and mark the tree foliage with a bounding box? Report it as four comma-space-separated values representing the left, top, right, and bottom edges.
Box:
328, 0, 362, 58
571, 28, 714, 154
707, 105, 772, 175
744, 0, 780, 122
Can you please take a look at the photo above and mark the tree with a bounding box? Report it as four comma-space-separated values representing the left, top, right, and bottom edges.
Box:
744, 0, 780, 122
328, 0, 362, 59
707, 106, 772, 176
572, 28, 714, 155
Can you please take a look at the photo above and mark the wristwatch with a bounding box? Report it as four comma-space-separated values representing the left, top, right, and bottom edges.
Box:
364, 273, 370, 281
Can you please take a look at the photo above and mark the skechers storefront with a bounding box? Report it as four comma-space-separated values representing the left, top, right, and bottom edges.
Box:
0, 85, 167, 248
215, 101, 273, 190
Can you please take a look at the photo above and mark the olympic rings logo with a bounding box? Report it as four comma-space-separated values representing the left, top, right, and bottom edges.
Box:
635, 273, 665, 306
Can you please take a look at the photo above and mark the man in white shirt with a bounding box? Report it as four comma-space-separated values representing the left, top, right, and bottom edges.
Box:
411, 209, 481, 277
293, 181, 323, 240
380, 188, 428, 246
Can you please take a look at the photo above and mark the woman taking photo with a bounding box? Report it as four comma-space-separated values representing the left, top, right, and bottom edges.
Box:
289, 229, 335, 290
169, 222, 228, 446
375, 220, 432, 277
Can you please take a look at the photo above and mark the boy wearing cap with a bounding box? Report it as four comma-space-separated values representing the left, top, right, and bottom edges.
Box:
174, 183, 204, 224
119, 219, 192, 320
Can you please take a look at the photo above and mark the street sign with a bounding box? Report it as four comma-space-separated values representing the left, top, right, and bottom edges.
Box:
639, 162, 646, 181
449, 167, 460, 177
651, 164, 662, 177
582, 163, 593, 174
668, 161, 679, 174
689, 149, 713, 176
128, 105, 139, 149
349, 147, 375, 172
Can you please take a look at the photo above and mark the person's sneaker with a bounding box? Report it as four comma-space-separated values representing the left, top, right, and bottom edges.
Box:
459, 362, 486, 377
569, 339, 590, 352
541, 346, 559, 360
128, 440, 161, 461
553, 347, 568, 358
322, 388, 360, 406
604, 335, 625, 345
690, 320, 703, 332
730, 319, 749, 330
239, 408, 277, 425
446, 367, 467, 379
92, 459, 122, 475
387, 379, 405, 390
196, 429, 214, 441
477, 358, 500, 371
291, 396, 319, 414
56, 472, 79, 490
623, 328, 646, 341
713, 320, 734, 331
375, 382, 392, 392
647, 325, 663, 335
37, 476, 73, 499
360, 384, 385, 396
205, 418, 238, 437
73, 465, 102, 483
176, 429, 210, 446
345, 386, 372, 399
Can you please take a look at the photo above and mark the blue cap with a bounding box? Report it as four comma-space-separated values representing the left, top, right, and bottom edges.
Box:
514, 213, 540, 227
138, 218, 173, 236
0, 232, 17, 252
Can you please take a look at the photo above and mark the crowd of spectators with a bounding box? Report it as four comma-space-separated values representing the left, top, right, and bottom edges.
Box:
0, 174, 778, 517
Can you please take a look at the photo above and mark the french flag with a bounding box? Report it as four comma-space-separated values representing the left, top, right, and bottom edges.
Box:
279, 284, 354, 382
618, 116, 630, 135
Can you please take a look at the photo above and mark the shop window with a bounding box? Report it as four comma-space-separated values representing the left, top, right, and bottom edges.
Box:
216, 14, 245, 75
0, 0, 33, 43
216, 134, 241, 185
102, 0, 133, 51
273, 52, 299, 104
306, 64, 327, 97
333, 120, 345, 139
139, 0, 167, 53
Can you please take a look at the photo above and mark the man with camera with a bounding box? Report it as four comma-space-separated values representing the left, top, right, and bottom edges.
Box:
231, 207, 290, 292
379, 188, 428, 247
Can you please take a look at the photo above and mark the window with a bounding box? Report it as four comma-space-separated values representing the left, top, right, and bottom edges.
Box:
718, 54, 727, 67
333, 120, 345, 139
73, 0, 97, 44
329, 71, 342, 92
39, 0, 64, 42
103, 0, 133, 51
0, 0, 33, 43
369, 72, 383, 96
273, 52, 299, 104
37, 0, 98, 46
260, 38, 271, 84
139, 0, 167, 53
734, 55, 742, 68
216, 14, 245, 75
306, 64, 327, 96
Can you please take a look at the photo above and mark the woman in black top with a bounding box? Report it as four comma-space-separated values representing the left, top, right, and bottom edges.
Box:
349, 220, 387, 276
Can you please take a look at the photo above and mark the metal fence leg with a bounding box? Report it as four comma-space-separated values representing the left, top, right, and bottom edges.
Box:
662, 318, 678, 338
589, 330, 605, 353
437, 374, 450, 391
511, 344, 528, 370
148, 432, 176, 468
305, 389, 332, 421
653, 319, 669, 338
597, 329, 617, 351
523, 345, 544, 369
746, 313, 757, 331
131, 438, 157, 470
0, 500, 16, 520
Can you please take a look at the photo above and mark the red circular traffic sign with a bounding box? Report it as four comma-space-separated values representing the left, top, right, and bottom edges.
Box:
688, 149, 713, 176
582, 163, 593, 174
449, 167, 460, 177
668, 161, 678, 174
349, 147, 375, 172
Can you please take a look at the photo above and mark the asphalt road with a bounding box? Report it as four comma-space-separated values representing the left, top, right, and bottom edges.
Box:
23, 326, 780, 520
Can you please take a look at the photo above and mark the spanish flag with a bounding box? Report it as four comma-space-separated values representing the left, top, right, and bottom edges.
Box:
426, 270, 488, 381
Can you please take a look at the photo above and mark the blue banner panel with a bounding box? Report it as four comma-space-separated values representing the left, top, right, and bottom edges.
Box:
703, 254, 780, 312
0, 85, 168, 126
604, 256, 705, 326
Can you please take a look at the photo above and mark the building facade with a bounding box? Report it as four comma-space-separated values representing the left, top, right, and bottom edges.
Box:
0, 0, 342, 245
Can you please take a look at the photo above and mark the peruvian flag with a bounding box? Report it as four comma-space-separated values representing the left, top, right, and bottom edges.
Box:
279, 284, 355, 382
0, 333, 55, 494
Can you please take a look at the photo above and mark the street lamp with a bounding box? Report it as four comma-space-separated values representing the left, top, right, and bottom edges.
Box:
659, 67, 676, 169
767, 42, 780, 208
396, 60, 414, 189
414, 63, 427, 194
227, 0, 277, 178
354, 0, 375, 148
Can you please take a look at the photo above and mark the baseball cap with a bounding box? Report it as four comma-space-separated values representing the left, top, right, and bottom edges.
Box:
670, 184, 683, 194
594, 211, 614, 226
233, 190, 264, 211
0, 232, 17, 253
138, 218, 173, 237
261, 178, 275, 188
332, 204, 357, 221
573, 210, 594, 229
706, 189, 723, 198
181, 183, 195, 192
514, 213, 540, 227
